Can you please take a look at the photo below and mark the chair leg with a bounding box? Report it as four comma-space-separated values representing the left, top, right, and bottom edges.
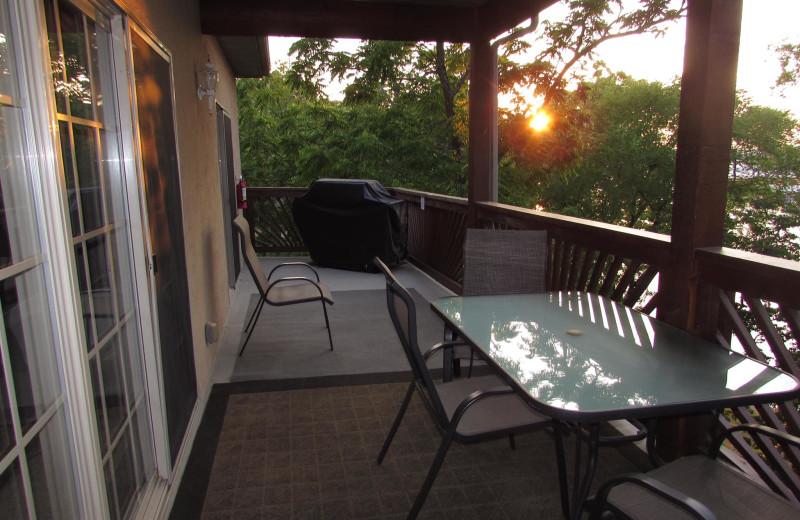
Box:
321, 301, 334, 351
238, 297, 267, 356
377, 382, 415, 465
244, 296, 266, 333
408, 426, 457, 520
553, 422, 571, 519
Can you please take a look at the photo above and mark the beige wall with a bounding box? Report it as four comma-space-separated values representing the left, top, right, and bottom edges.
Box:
121, 0, 240, 395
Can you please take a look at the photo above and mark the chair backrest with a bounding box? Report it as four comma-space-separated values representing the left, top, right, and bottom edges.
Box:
373, 257, 449, 425
232, 215, 269, 296
462, 228, 548, 295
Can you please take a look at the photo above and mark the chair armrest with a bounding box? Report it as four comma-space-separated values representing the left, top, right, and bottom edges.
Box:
450, 386, 518, 426
422, 341, 473, 361
267, 262, 320, 282
710, 423, 800, 458
592, 473, 719, 520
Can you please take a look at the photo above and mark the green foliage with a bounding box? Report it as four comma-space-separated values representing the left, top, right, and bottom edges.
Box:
237, 71, 465, 195
774, 41, 800, 89
530, 0, 687, 108
540, 75, 680, 232
726, 97, 800, 260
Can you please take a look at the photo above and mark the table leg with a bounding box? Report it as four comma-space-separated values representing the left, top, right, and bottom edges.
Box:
571, 423, 600, 520
443, 325, 455, 382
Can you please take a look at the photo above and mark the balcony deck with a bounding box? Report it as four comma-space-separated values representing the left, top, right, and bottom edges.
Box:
172, 258, 651, 519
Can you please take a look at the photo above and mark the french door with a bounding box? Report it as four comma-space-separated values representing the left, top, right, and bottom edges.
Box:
0, 0, 166, 518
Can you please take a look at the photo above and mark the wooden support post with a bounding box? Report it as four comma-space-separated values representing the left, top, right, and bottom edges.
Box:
467, 39, 497, 227
657, 0, 743, 459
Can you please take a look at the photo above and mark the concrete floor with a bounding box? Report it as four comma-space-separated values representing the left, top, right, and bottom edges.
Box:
210, 257, 454, 385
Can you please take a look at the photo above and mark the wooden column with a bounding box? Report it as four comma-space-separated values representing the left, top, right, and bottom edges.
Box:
467, 39, 497, 226
656, 0, 743, 459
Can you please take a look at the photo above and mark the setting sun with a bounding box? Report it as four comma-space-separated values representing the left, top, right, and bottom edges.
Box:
530, 111, 551, 131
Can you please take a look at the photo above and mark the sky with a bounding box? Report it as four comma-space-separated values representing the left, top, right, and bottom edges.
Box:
267, 1, 800, 117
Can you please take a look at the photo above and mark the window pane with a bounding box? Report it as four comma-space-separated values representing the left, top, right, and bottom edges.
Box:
112, 428, 136, 517
121, 324, 143, 411
0, 460, 28, 520
103, 457, 119, 520
90, 356, 107, 455
0, 107, 41, 265
111, 228, 133, 317
87, 234, 114, 339
87, 17, 103, 123
57, 0, 93, 119
0, 354, 14, 458
42, 0, 67, 114
26, 409, 80, 519
73, 124, 104, 232
58, 121, 81, 235
1, 268, 61, 433
100, 337, 125, 443
75, 243, 95, 349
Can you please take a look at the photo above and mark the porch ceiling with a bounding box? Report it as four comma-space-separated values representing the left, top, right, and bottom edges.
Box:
199, 0, 559, 43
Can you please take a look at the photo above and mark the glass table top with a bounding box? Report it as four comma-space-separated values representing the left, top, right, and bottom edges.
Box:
432, 292, 800, 421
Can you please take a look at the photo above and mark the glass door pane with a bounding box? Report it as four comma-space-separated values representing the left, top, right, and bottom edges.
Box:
42, 0, 157, 517
0, 3, 79, 517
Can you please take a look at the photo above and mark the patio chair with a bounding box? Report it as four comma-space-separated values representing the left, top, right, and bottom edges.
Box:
232, 214, 334, 356
462, 227, 548, 296
453, 228, 548, 377
373, 257, 569, 520
590, 423, 800, 520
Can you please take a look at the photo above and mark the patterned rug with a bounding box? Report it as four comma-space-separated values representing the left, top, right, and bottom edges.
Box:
171, 375, 651, 520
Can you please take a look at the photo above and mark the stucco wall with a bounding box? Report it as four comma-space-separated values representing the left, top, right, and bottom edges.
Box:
121, 0, 240, 396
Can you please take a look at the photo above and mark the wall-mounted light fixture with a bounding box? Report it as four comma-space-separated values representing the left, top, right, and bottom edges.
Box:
197, 57, 219, 114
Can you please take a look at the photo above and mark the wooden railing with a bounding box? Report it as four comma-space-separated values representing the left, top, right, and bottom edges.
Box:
246, 185, 800, 501
393, 188, 670, 311
243, 187, 308, 253
696, 248, 800, 499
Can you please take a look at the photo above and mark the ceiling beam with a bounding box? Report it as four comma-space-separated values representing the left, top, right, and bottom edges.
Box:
200, 0, 482, 42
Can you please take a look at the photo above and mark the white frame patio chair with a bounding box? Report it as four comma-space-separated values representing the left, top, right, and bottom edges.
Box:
232, 214, 334, 356
373, 256, 569, 520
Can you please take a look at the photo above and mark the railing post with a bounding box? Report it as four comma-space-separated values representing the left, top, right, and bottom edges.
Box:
657, 0, 743, 460
467, 38, 497, 227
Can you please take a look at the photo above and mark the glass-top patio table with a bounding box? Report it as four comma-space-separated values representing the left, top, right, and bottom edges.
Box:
431, 291, 800, 519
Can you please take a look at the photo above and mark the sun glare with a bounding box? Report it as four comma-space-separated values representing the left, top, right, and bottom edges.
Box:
530, 111, 550, 131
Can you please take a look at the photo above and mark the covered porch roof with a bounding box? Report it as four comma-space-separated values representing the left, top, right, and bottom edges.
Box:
199, 0, 559, 43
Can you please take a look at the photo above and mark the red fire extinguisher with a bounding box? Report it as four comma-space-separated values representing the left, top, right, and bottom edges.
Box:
236, 179, 247, 209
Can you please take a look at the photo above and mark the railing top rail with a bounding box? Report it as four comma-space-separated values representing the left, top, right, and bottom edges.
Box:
390, 187, 469, 209
697, 247, 800, 309
477, 201, 671, 242
475, 201, 672, 266
247, 186, 308, 196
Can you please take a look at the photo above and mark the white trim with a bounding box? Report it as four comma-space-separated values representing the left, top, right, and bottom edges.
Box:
155, 379, 213, 519
118, 19, 173, 481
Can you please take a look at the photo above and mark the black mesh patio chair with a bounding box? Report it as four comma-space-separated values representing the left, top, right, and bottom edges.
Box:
232, 214, 333, 356
462, 228, 548, 296
590, 423, 800, 520
373, 257, 569, 520
452, 228, 548, 377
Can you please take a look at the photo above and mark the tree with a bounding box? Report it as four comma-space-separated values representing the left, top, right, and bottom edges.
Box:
774, 41, 800, 90
237, 71, 466, 194
540, 74, 680, 232
726, 98, 800, 260
503, 0, 687, 111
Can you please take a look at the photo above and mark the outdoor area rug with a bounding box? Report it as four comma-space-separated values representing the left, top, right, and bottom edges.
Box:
171, 374, 651, 520
231, 289, 446, 382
